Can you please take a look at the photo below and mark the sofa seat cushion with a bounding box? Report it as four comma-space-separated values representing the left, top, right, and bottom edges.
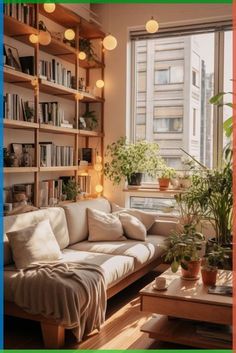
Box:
4, 250, 135, 302
68, 235, 166, 268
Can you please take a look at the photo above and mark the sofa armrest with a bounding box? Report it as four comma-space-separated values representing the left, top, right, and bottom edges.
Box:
148, 219, 179, 237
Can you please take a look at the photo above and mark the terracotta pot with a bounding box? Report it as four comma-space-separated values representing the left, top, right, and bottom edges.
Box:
181, 260, 201, 279
201, 268, 218, 286
158, 178, 170, 191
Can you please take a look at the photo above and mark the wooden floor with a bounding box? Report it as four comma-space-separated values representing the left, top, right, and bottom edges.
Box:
4, 271, 190, 349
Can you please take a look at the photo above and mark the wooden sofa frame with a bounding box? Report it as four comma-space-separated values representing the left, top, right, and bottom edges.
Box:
5, 257, 163, 348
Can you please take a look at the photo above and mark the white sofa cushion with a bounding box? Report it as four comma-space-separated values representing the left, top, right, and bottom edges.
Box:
62, 198, 111, 245
88, 208, 126, 242
119, 213, 146, 241
4, 208, 69, 266
7, 219, 62, 269
68, 235, 166, 268
4, 250, 135, 301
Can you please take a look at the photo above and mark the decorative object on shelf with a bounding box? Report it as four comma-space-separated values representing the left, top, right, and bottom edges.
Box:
11, 143, 23, 166
201, 244, 230, 286
145, 17, 159, 33
22, 101, 34, 122
21, 147, 33, 167
4, 44, 22, 71
79, 38, 100, 63
96, 79, 104, 88
20, 56, 35, 76
38, 20, 51, 46
62, 179, 81, 201
79, 148, 94, 165
102, 34, 117, 51
78, 51, 86, 60
64, 28, 75, 41
78, 77, 86, 91
104, 137, 163, 186
43, 3, 56, 13
29, 34, 39, 44
80, 110, 98, 131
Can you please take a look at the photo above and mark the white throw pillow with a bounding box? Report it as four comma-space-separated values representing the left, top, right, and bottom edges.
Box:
119, 213, 147, 241
112, 203, 158, 231
6, 219, 61, 269
87, 208, 126, 242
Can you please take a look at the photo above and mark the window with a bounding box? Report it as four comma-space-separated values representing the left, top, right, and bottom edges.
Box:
132, 25, 232, 172
155, 69, 169, 84
130, 196, 179, 216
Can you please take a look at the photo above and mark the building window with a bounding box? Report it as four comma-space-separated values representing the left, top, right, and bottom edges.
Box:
153, 117, 183, 133
155, 69, 169, 85
192, 69, 199, 87
193, 108, 197, 136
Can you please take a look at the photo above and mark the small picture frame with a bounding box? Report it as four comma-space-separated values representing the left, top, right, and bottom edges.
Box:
79, 148, 94, 165
4, 44, 22, 71
79, 117, 87, 130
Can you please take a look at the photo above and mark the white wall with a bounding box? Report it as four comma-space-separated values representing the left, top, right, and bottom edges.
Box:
92, 3, 232, 206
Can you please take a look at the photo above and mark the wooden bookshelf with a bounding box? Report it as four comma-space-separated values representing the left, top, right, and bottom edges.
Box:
4, 4, 105, 207
4, 167, 38, 174
4, 119, 39, 130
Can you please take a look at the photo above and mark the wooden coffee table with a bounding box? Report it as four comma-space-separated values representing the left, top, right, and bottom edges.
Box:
140, 268, 232, 349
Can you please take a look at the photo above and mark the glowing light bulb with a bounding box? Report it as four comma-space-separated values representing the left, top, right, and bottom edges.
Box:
31, 78, 38, 87
95, 184, 103, 193
96, 79, 104, 88
78, 51, 86, 60
103, 34, 117, 51
29, 34, 39, 44
94, 164, 103, 172
43, 3, 56, 13
145, 17, 159, 34
75, 92, 84, 100
39, 30, 51, 46
96, 156, 102, 163
64, 29, 75, 41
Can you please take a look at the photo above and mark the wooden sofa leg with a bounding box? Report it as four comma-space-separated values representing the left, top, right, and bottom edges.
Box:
40, 322, 65, 348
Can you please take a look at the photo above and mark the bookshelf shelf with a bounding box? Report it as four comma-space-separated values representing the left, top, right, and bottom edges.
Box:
4, 119, 39, 130
4, 167, 38, 174
39, 38, 76, 65
39, 79, 77, 99
39, 124, 78, 135
4, 4, 105, 208
4, 15, 37, 37
40, 166, 77, 172
78, 130, 103, 137
4, 67, 36, 89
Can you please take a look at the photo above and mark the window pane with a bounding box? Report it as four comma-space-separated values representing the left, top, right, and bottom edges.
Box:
133, 33, 215, 169
130, 196, 179, 216
223, 31, 232, 149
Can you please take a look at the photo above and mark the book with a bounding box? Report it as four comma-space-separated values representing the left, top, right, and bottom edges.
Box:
208, 285, 232, 296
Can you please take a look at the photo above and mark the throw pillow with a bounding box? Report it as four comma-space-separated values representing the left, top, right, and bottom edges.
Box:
111, 203, 158, 231
87, 208, 126, 241
119, 213, 147, 241
6, 219, 61, 269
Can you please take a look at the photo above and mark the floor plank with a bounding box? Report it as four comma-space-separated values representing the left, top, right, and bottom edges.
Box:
4, 271, 190, 349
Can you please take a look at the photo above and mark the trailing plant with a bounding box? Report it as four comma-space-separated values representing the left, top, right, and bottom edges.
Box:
79, 38, 100, 63
104, 137, 164, 185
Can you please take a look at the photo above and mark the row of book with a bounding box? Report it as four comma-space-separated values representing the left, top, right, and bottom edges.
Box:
39, 179, 63, 207
39, 102, 73, 128
4, 4, 36, 28
40, 143, 74, 167
3, 93, 34, 121
39, 59, 74, 88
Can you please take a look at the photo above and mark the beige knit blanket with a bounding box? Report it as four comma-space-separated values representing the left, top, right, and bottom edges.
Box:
7, 262, 107, 341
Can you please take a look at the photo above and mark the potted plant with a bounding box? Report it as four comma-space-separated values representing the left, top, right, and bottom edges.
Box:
104, 137, 163, 186
158, 165, 176, 191
62, 180, 81, 201
201, 244, 230, 286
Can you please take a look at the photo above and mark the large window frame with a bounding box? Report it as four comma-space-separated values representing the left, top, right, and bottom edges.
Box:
130, 21, 232, 169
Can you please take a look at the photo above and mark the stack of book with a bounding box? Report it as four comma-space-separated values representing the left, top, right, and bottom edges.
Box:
196, 323, 232, 343
39, 102, 64, 126
39, 59, 73, 88
3, 93, 33, 121
40, 142, 74, 167
4, 4, 36, 27
39, 179, 63, 207
78, 175, 91, 194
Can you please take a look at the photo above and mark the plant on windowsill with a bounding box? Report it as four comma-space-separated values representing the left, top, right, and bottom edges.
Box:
201, 244, 231, 286
157, 165, 176, 191
104, 137, 164, 186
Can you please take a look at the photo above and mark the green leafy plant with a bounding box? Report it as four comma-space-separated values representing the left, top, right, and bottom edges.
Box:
158, 165, 176, 179
62, 180, 81, 201
81, 110, 98, 130
104, 137, 164, 185
202, 244, 231, 271
79, 38, 100, 63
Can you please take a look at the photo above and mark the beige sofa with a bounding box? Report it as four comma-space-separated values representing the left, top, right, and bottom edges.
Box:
4, 197, 178, 348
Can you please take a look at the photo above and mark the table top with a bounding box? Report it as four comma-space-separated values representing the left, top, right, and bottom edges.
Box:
140, 268, 232, 307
